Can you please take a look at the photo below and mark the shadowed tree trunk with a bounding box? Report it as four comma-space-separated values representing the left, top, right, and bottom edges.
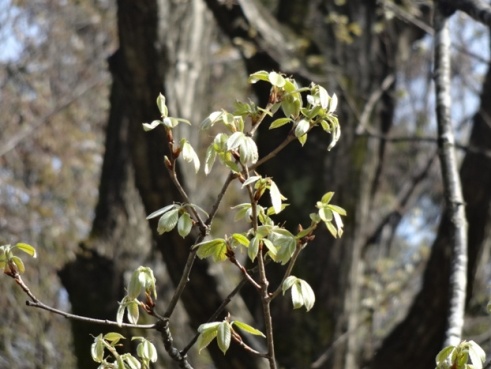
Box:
61, 1, 261, 368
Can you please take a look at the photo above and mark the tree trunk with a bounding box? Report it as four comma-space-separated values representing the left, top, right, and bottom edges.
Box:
370, 34, 491, 369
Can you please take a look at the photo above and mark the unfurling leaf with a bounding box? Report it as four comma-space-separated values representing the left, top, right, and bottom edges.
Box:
142, 120, 162, 131
180, 139, 200, 173
282, 276, 316, 311
156, 93, 168, 117
14, 243, 37, 258
217, 322, 232, 354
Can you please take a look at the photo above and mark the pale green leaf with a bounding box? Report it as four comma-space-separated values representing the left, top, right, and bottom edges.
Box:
291, 282, 303, 309
269, 117, 292, 129
156, 93, 168, 117
268, 71, 286, 87
227, 131, 245, 151
263, 238, 277, 258
104, 332, 125, 345
198, 322, 221, 332
248, 236, 260, 262
127, 301, 140, 324
282, 276, 297, 295
123, 355, 141, 369
328, 93, 338, 113
142, 120, 162, 132
11, 255, 25, 274
197, 326, 218, 353
232, 321, 265, 337
328, 204, 347, 216
201, 111, 223, 130
242, 175, 261, 188
136, 340, 158, 363
294, 119, 309, 138
325, 221, 338, 238
157, 208, 179, 234
195, 239, 226, 260
116, 303, 125, 325
217, 322, 231, 354
468, 341, 486, 369
177, 212, 193, 238
321, 191, 334, 203
181, 140, 200, 173
146, 204, 176, 220
204, 145, 217, 175
318, 207, 333, 222
91, 334, 105, 363
231, 233, 250, 247
248, 70, 270, 84
241, 136, 258, 165
299, 279, 315, 311
269, 180, 284, 214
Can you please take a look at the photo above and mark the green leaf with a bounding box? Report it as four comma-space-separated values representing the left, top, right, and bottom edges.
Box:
156, 93, 168, 117
128, 270, 143, 299
291, 281, 303, 309
232, 321, 265, 337
317, 85, 329, 109
14, 243, 37, 258
325, 221, 338, 238
248, 236, 260, 262
123, 355, 141, 369
177, 212, 193, 238
263, 238, 277, 258
116, 302, 126, 325
436, 345, 455, 366
217, 322, 231, 354
204, 145, 217, 175
231, 233, 250, 248
198, 322, 221, 332
318, 207, 333, 222
197, 325, 218, 353
127, 300, 140, 324
142, 120, 162, 131
91, 334, 105, 363
157, 208, 179, 234
287, 277, 316, 311
269, 117, 292, 129
10, 255, 25, 274
195, 239, 227, 261
321, 191, 334, 204
248, 70, 270, 84
268, 71, 286, 87
104, 332, 126, 345
146, 204, 177, 220
328, 204, 347, 216
135, 339, 158, 363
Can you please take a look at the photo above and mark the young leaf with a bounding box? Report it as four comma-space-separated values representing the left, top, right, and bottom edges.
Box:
268, 71, 285, 87
156, 93, 168, 117
142, 120, 162, 132
204, 145, 217, 175
195, 238, 227, 261
181, 139, 200, 173
248, 236, 260, 262
231, 233, 250, 248
269, 180, 285, 214
242, 175, 261, 188
10, 255, 25, 274
197, 325, 218, 353
269, 117, 292, 130
14, 243, 37, 258
217, 322, 232, 354
127, 300, 140, 324
241, 136, 259, 165
328, 93, 338, 113
232, 321, 266, 337
227, 131, 245, 152
146, 204, 177, 220
248, 70, 270, 84
201, 111, 223, 130
177, 212, 193, 238
104, 332, 126, 345
157, 208, 179, 234
91, 334, 105, 363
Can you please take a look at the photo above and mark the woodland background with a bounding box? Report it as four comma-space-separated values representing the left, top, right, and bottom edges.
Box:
1, 0, 491, 368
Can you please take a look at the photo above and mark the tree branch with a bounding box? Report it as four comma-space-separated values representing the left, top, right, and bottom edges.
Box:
434, 2, 468, 347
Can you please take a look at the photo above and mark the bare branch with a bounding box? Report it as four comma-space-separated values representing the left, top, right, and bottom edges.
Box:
434, 2, 468, 347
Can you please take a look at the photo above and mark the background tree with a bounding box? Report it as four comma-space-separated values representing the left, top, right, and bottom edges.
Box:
2, 1, 491, 369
